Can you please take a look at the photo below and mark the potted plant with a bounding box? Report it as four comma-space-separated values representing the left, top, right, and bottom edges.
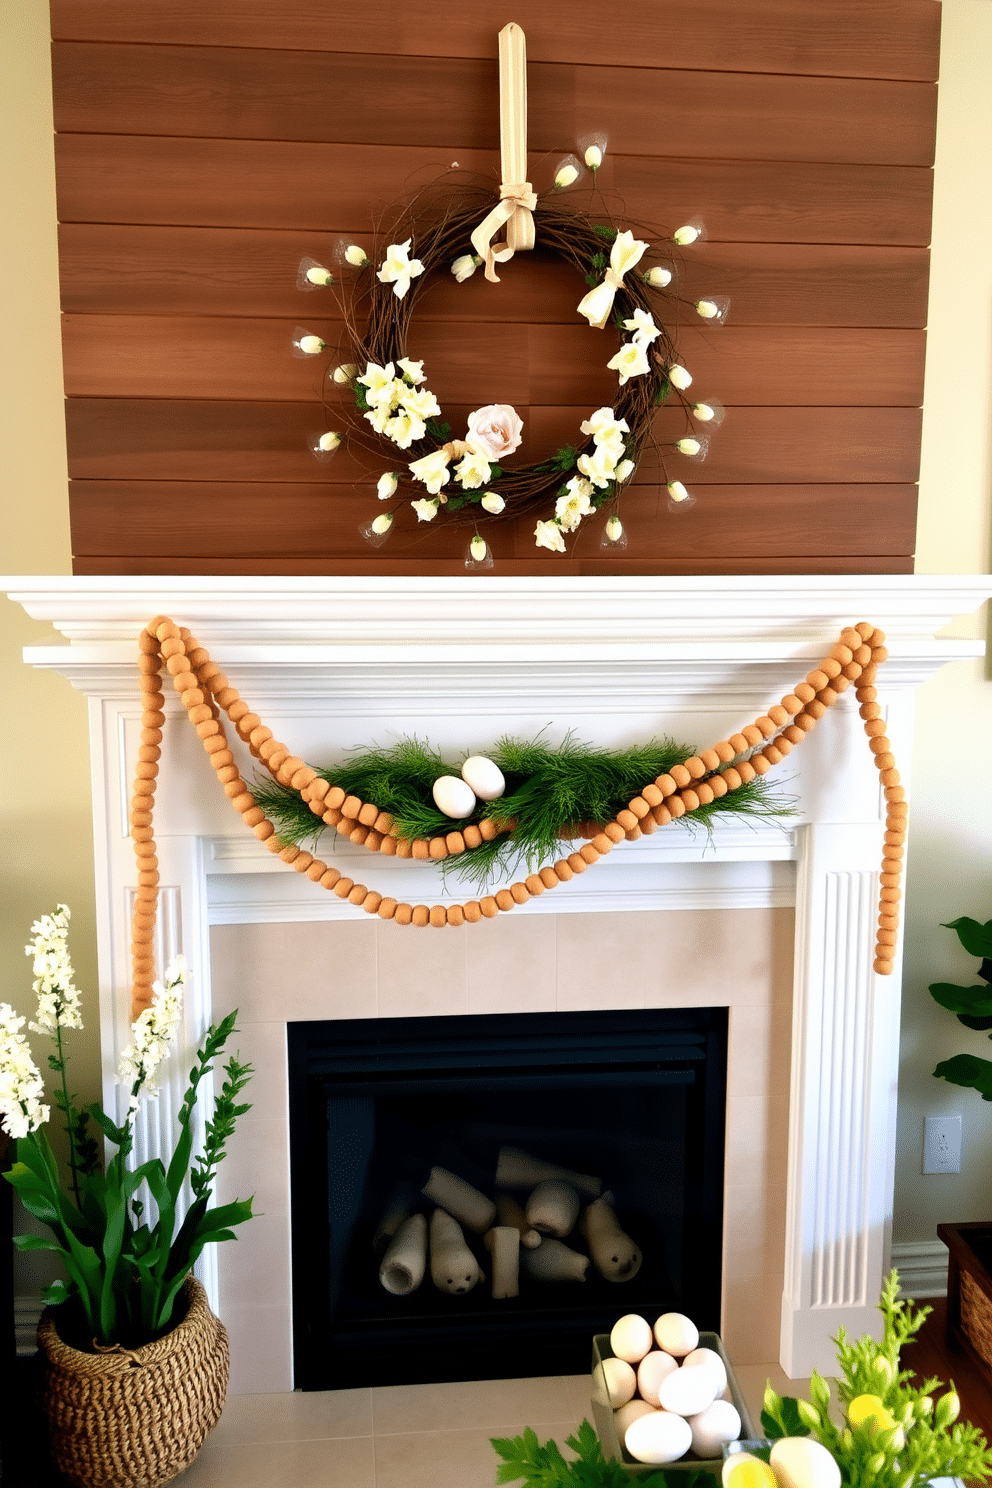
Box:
0, 905, 254, 1488
926, 915, 992, 1381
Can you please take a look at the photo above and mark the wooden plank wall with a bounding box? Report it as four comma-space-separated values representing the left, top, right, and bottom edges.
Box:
50, 0, 940, 576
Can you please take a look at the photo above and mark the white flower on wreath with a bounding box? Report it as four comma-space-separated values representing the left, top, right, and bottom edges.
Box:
116, 956, 187, 1116
555, 477, 595, 531
364, 403, 393, 435
576, 229, 649, 329
534, 519, 566, 553
614, 458, 635, 483
409, 448, 452, 495
577, 441, 620, 489
398, 384, 440, 420
357, 361, 397, 406
377, 472, 400, 500
384, 411, 424, 450
377, 239, 425, 300
623, 308, 661, 347
607, 340, 652, 386
397, 356, 426, 384
466, 404, 523, 461
454, 448, 493, 489
0, 1003, 48, 1138
411, 498, 440, 522
480, 492, 505, 514
579, 407, 629, 451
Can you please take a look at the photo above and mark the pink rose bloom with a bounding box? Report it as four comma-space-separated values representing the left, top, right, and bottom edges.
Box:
465, 404, 523, 461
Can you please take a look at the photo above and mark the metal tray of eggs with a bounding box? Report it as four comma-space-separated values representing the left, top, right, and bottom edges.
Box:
591, 1321, 757, 1474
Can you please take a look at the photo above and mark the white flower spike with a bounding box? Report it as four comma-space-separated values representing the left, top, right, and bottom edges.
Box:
451, 254, 481, 282
305, 264, 333, 286
316, 432, 340, 453
667, 480, 691, 502
644, 266, 672, 288
675, 437, 701, 456
297, 334, 325, 355
344, 244, 369, 267
668, 364, 693, 391
377, 471, 400, 500
672, 224, 701, 246
554, 162, 580, 189
480, 492, 505, 514
371, 512, 393, 536
470, 535, 488, 563
584, 144, 603, 170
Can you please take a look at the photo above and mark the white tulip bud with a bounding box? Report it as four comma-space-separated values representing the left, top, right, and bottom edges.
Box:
371, 512, 393, 536
298, 334, 325, 355
614, 459, 635, 482
696, 299, 719, 319
451, 253, 481, 282
305, 264, 333, 286
317, 432, 340, 452
332, 363, 358, 384
555, 163, 580, 189
644, 266, 672, 288
667, 481, 690, 502
605, 515, 623, 542
480, 493, 505, 514
344, 244, 369, 267
584, 145, 603, 170
377, 471, 400, 500
675, 438, 701, 456
470, 535, 488, 562
691, 402, 715, 422
668, 364, 692, 390
673, 224, 700, 246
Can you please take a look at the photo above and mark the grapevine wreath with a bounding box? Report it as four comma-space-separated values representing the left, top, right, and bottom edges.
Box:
293, 23, 727, 561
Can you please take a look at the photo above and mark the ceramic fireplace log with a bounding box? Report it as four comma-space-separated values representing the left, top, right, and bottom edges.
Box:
495, 1146, 602, 1198
429, 1209, 484, 1295
495, 1192, 542, 1249
525, 1179, 580, 1238
580, 1196, 642, 1282
422, 1165, 497, 1234
372, 1184, 414, 1256
378, 1212, 428, 1295
484, 1224, 521, 1299
521, 1236, 590, 1284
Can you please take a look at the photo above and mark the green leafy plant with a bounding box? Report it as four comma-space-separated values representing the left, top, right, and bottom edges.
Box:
492, 1418, 710, 1488
928, 916, 992, 1099
1, 906, 254, 1348
761, 1271, 992, 1488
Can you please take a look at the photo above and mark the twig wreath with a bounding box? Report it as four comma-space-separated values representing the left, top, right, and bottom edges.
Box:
293, 24, 725, 561
129, 617, 906, 1021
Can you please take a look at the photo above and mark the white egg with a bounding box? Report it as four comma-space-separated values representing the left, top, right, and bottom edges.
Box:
431, 775, 477, 818
636, 1348, 679, 1406
624, 1409, 693, 1465
653, 1311, 699, 1357
770, 1437, 842, 1488
614, 1399, 656, 1443
461, 755, 505, 801
610, 1314, 653, 1363
682, 1346, 727, 1397
658, 1361, 721, 1417
689, 1399, 742, 1458
593, 1355, 637, 1408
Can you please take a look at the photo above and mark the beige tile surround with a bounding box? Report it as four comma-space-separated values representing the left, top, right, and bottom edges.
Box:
209, 905, 794, 1395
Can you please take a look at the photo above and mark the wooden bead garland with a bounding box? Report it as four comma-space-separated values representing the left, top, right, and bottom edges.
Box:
128, 619, 904, 1019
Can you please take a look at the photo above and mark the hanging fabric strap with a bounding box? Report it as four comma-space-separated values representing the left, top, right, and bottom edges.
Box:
470, 23, 536, 283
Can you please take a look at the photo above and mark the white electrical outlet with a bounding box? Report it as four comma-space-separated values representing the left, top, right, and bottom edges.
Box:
923, 1114, 962, 1173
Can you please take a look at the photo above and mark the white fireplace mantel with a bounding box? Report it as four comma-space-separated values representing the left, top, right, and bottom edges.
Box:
6, 573, 991, 1382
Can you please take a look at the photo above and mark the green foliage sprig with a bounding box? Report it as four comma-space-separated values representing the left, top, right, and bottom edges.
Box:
762, 1271, 992, 1488
928, 916, 992, 1099
251, 732, 791, 890
493, 1418, 710, 1488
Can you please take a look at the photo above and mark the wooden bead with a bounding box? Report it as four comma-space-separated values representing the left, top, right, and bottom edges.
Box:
478, 818, 499, 841
878, 913, 900, 931
721, 767, 742, 790
394, 837, 412, 858
698, 749, 721, 771
525, 873, 546, 896
462, 901, 482, 923
884, 830, 906, 847
579, 843, 601, 864
873, 958, 893, 976
131, 825, 154, 843
493, 889, 513, 912
818, 687, 838, 706
782, 725, 805, 745
766, 704, 789, 727
624, 825, 642, 842
138, 744, 160, 763
652, 804, 673, 825
879, 768, 900, 788
241, 805, 265, 827
510, 882, 530, 904
426, 837, 446, 861
707, 774, 728, 798
135, 761, 158, 780
318, 868, 341, 890
877, 929, 897, 947
349, 825, 369, 846
806, 700, 827, 720
365, 831, 384, 853
279, 843, 301, 864
872, 646, 889, 663
161, 638, 184, 660
429, 904, 447, 927
735, 760, 756, 784
821, 657, 843, 680
741, 725, 763, 746
395, 903, 413, 926
793, 683, 816, 704
540, 866, 559, 889
772, 736, 793, 756
727, 733, 751, 753
655, 774, 677, 796
641, 783, 664, 807
670, 764, 692, 788
462, 823, 482, 849
860, 663, 878, 685
864, 718, 886, 737
693, 780, 714, 805
684, 757, 706, 780
411, 839, 430, 860
446, 904, 465, 926
831, 644, 853, 665
411, 905, 430, 927
628, 796, 651, 818
137, 870, 158, 886
754, 716, 777, 738
880, 886, 901, 903
592, 833, 614, 855
567, 853, 589, 874
842, 662, 861, 680
616, 809, 638, 831
806, 669, 829, 690
553, 859, 574, 881
332, 876, 354, 898
638, 813, 659, 835
750, 754, 771, 776
762, 744, 783, 765
868, 736, 890, 755
304, 860, 325, 881
681, 789, 700, 811
216, 764, 240, 784
880, 873, 901, 888
859, 702, 882, 721
887, 800, 909, 818
714, 740, 736, 762
480, 896, 499, 918
252, 821, 275, 841
874, 753, 896, 772
445, 831, 465, 855
348, 885, 368, 908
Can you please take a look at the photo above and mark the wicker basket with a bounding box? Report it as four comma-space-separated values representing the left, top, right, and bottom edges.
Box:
937, 1220, 992, 1386
37, 1275, 229, 1488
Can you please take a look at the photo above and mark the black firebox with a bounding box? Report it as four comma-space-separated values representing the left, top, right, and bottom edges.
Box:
288, 1006, 727, 1390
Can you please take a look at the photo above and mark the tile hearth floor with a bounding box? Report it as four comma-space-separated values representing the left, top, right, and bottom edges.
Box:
172, 1362, 807, 1488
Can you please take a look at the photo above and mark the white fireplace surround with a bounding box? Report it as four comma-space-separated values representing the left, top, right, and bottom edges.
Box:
6, 573, 992, 1384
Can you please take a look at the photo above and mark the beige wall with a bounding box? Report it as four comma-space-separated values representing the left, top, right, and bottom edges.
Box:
2, 0, 990, 1255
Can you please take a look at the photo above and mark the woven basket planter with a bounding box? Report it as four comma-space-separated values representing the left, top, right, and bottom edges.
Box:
937, 1221, 992, 1384
37, 1275, 229, 1488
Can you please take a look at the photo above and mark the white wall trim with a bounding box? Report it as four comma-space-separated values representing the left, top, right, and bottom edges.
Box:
892, 1240, 949, 1300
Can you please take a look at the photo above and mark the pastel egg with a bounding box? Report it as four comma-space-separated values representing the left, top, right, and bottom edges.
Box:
461, 755, 505, 801
653, 1311, 699, 1357
610, 1314, 653, 1363
689, 1399, 742, 1458
723, 1454, 779, 1488
593, 1355, 637, 1408
432, 775, 477, 818
769, 1437, 842, 1488
637, 1348, 679, 1406
658, 1361, 721, 1417
614, 1399, 656, 1443
624, 1409, 693, 1465
682, 1346, 728, 1398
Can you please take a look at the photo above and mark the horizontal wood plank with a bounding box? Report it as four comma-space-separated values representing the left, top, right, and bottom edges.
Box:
69, 481, 918, 559
64, 400, 924, 485
70, 554, 916, 577
54, 137, 935, 247
60, 315, 927, 408
49, 0, 942, 82
57, 226, 931, 328
51, 43, 937, 167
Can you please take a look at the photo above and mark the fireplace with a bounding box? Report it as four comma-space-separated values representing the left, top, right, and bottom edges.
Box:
7, 573, 991, 1391
288, 1007, 727, 1389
